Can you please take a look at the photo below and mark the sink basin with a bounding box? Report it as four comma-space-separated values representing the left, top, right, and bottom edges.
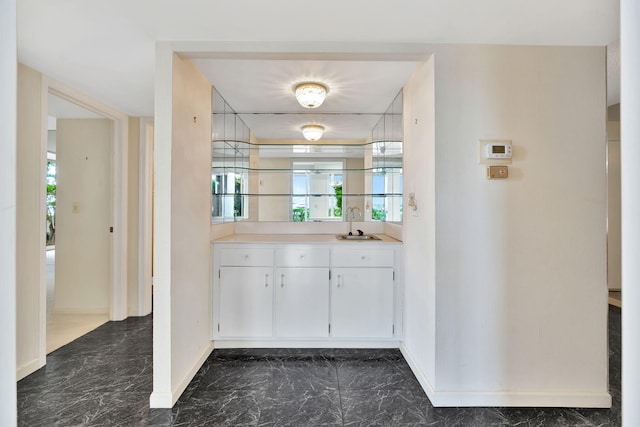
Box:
336, 234, 381, 241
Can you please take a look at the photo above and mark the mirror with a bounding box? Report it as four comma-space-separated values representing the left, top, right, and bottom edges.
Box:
211, 89, 403, 223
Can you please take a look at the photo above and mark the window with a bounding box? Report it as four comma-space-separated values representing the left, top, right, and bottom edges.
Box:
212, 171, 248, 222
292, 161, 343, 222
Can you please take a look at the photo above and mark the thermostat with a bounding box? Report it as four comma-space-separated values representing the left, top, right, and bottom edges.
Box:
485, 142, 512, 159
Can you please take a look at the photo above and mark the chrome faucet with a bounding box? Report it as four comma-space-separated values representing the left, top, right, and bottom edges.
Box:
346, 206, 360, 235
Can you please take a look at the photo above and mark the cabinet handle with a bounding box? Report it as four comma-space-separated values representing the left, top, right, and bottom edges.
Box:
265, 273, 269, 287
337, 274, 342, 288
281, 273, 285, 288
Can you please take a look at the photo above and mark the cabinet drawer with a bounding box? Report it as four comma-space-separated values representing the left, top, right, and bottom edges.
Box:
331, 248, 394, 267
275, 248, 330, 267
220, 248, 273, 266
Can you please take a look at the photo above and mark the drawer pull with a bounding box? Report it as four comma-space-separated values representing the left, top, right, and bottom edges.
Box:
281, 273, 285, 288
244, 254, 250, 260
265, 274, 269, 287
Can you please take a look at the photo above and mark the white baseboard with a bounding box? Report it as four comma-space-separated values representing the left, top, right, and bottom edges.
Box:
149, 391, 173, 409
16, 357, 45, 381
427, 389, 612, 408
149, 341, 215, 408
399, 343, 437, 401
400, 343, 612, 408
213, 340, 400, 349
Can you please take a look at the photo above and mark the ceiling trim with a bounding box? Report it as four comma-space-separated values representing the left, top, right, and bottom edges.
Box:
172, 41, 434, 61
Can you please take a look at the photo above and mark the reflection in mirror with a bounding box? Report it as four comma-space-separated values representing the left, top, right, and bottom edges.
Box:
370, 91, 403, 222
211, 88, 403, 223
211, 87, 251, 223
291, 160, 343, 222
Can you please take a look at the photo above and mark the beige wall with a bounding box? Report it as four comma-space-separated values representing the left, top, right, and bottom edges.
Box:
15, 63, 141, 379
344, 157, 364, 217
152, 50, 213, 407
258, 158, 291, 221
403, 45, 609, 407
55, 119, 113, 313
16, 64, 45, 379
128, 117, 141, 313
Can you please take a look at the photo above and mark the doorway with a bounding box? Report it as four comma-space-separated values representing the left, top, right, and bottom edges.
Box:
45, 93, 112, 353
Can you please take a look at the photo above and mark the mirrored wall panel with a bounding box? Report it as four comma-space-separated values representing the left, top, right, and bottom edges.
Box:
212, 89, 403, 223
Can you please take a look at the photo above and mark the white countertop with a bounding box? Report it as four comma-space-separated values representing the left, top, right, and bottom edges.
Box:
212, 233, 402, 244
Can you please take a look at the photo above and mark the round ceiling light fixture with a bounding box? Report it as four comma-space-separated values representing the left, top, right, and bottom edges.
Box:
301, 124, 325, 141
293, 82, 329, 109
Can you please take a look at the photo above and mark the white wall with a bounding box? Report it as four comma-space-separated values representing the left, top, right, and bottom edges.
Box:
401, 57, 437, 389
55, 119, 112, 313
16, 64, 46, 379
0, 0, 18, 424
419, 45, 608, 407
151, 49, 213, 407
621, 0, 640, 423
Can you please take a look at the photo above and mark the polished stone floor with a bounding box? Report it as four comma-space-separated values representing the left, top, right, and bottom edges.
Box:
18, 307, 621, 426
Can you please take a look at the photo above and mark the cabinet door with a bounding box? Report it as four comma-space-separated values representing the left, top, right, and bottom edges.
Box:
274, 267, 330, 338
219, 267, 273, 338
331, 268, 394, 338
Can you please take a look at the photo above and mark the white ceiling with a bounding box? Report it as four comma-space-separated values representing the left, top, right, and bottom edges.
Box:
48, 94, 104, 121
17, 0, 620, 139
195, 59, 419, 140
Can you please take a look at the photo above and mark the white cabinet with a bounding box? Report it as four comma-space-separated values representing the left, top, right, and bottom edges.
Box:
331, 267, 394, 338
275, 267, 329, 337
274, 247, 330, 338
331, 248, 394, 268
218, 267, 273, 338
217, 248, 274, 338
212, 242, 400, 344
220, 248, 273, 266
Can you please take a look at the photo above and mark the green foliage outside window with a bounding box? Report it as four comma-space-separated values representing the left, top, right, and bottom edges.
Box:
46, 161, 56, 245
292, 207, 309, 222
372, 208, 386, 221
333, 184, 343, 217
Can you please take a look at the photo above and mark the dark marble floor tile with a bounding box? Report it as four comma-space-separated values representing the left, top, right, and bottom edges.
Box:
18, 354, 153, 395
172, 390, 262, 427
341, 389, 429, 426
17, 307, 622, 427
491, 406, 616, 427
197, 360, 274, 392
258, 389, 343, 427
267, 359, 338, 394
209, 348, 283, 362
210, 348, 336, 363
177, 358, 216, 404
18, 391, 157, 427
333, 348, 406, 362
337, 359, 423, 392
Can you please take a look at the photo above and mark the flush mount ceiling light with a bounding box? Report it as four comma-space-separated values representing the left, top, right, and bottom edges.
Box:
293, 82, 329, 109
301, 124, 325, 141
